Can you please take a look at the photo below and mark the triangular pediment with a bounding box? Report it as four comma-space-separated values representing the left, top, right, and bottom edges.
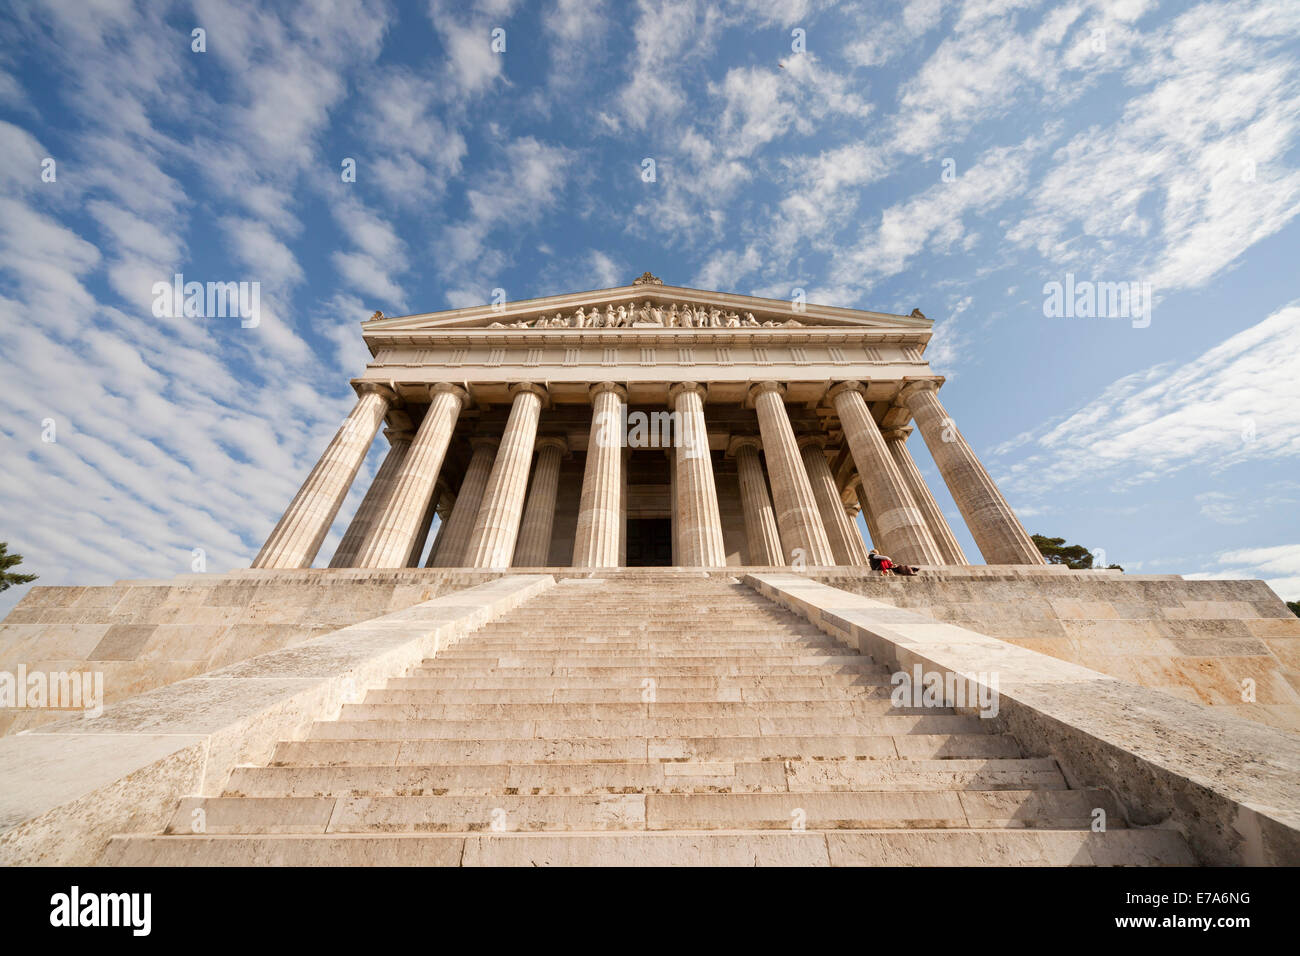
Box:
362, 278, 932, 335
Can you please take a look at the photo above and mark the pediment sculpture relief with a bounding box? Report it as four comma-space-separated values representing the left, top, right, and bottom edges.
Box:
486, 302, 804, 330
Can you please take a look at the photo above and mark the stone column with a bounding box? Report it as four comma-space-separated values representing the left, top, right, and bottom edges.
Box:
422, 484, 455, 565
748, 381, 834, 566
666, 448, 679, 566
669, 382, 726, 567
799, 436, 869, 566
427, 438, 497, 567
572, 382, 626, 567
328, 427, 412, 568
253, 383, 394, 569
405, 477, 450, 567
900, 380, 1043, 565
619, 446, 630, 567
513, 437, 567, 567
352, 384, 466, 568
464, 384, 548, 568
727, 436, 783, 566
882, 427, 969, 565
848, 477, 883, 550
829, 381, 943, 566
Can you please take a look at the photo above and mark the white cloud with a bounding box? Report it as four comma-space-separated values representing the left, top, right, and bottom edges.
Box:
1001, 303, 1300, 492
1192, 543, 1300, 601
830, 131, 1050, 293
328, 194, 410, 310
434, 137, 572, 279
219, 217, 305, 291
616, 0, 722, 130
355, 69, 468, 201
1007, 0, 1300, 293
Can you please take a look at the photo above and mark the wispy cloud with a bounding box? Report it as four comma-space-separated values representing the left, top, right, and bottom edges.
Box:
1000, 303, 1300, 492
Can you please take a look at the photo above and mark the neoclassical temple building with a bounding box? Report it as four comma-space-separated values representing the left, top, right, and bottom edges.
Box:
4, 275, 1296, 868
253, 273, 1042, 573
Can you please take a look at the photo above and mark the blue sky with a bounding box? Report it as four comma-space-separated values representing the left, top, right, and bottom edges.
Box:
1, 0, 1298, 614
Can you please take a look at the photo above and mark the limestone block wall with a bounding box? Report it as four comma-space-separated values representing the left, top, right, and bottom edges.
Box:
815, 570, 1300, 732
0, 570, 503, 737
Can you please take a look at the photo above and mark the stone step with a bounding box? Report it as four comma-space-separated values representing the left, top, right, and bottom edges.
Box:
482, 622, 824, 633
341, 699, 948, 720
383, 675, 891, 691
224, 758, 1068, 797
418, 653, 864, 666
162, 789, 1122, 834
272, 732, 1024, 765
104, 827, 1195, 866
307, 714, 989, 740
372, 685, 897, 703
406, 663, 880, 678
445, 637, 844, 650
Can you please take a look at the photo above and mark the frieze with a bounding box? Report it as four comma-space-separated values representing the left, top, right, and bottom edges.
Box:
486, 301, 804, 330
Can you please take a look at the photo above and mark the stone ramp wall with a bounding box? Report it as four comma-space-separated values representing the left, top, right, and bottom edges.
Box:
815, 571, 1300, 732
0, 570, 505, 737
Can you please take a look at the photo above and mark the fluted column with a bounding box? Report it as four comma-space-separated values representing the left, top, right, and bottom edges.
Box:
748, 382, 834, 566
900, 380, 1043, 565
328, 428, 412, 568
727, 436, 783, 565
829, 381, 943, 566
423, 484, 455, 563
253, 383, 394, 569
352, 384, 465, 568
619, 447, 630, 567
465, 384, 548, 568
406, 477, 450, 567
666, 448, 679, 566
669, 383, 726, 567
848, 477, 883, 549
573, 382, 626, 567
427, 438, 497, 567
882, 427, 969, 565
800, 436, 869, 566
513, 437, 567, 567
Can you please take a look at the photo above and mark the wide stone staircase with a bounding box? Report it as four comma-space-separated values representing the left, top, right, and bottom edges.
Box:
105, 575, 1192, 865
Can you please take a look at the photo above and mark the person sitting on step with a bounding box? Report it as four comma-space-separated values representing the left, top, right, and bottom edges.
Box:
869, 548, 920, 577
867, 549, 891, 576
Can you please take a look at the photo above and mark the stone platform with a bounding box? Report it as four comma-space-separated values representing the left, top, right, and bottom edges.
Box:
4, 565, 1296, 736
1, 567, 1297, 866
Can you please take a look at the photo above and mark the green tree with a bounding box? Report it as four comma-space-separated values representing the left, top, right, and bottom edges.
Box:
0, 542, 38, 593
1031, 534, 1123, 572
1288, 601, 1299, 618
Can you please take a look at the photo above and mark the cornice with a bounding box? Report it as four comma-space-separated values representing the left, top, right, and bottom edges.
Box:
361, 282, 933, 336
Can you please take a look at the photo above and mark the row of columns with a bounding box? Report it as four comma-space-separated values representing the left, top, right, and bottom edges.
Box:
252, 378, 1043, 571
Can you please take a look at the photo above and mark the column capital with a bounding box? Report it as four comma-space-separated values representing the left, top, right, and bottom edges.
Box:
353, 380, 398, 403
469, 435, 500, 453
535, 435, 570, 457
797, 434, 828, 452
898, 377, 944, 403
668, 381, 708, 406
881, 426, 914, 443
384, 427, 415, 444
827, 380, 866, 404
588, 381, 628, 402
509, 381, 550, 404
429, 382, 469, 403
744, 380, 785, 407
726, 434, 763, 458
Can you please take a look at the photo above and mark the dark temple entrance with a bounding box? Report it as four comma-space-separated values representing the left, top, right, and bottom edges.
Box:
627, 518, 673, 566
